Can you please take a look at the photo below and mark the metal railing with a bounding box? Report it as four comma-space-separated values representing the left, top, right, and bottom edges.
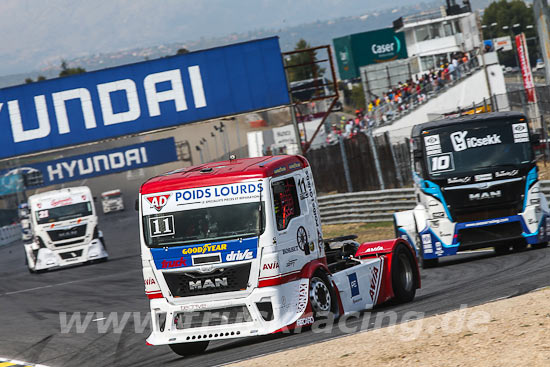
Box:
318, 181, 550, 225
0, 223, 21, 246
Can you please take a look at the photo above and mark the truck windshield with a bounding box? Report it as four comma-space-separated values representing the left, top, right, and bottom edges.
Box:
422, 118, 533, 179
103, 194, 121, 200
35, 202, 93, 224
142, 202, 265, 247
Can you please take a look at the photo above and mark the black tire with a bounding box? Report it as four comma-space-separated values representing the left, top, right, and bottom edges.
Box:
169, 341, 209, 357
392, 244, 417, 303
309, 271, 337, 319
533, 242, 549, 249
512, 242, 528, 252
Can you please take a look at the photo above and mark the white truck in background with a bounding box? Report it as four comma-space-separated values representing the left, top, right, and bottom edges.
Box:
25, 186, 108, 273
101, 189, 125, 214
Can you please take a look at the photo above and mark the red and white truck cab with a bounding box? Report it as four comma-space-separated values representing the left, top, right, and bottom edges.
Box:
139, 155, 419, 356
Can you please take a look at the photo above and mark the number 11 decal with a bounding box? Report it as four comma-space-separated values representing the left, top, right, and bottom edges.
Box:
149, 215, 175, 237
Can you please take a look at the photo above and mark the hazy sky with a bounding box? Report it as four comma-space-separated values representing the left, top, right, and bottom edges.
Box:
0, 0, 416, 75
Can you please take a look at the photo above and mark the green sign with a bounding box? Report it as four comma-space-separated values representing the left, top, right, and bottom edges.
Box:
333, 27, 408, 80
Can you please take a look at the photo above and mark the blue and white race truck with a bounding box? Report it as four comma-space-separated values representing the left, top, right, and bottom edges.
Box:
394, 112, 550, 267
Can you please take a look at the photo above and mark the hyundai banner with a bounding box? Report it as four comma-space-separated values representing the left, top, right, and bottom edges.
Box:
19, 138, 178, 187
0, 37, 290, 159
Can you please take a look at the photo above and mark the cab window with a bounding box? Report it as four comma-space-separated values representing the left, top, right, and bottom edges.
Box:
272, 177, 301, 231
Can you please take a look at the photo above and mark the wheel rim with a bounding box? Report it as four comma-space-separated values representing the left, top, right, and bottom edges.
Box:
309, 277, 332, 313
398, 252, 414, 292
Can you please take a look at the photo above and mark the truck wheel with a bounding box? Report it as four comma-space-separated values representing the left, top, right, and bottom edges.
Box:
309, 272, 336, 319
512, 242, 528, 252
392, 244, 417, 303
533, 242, 549, 249
169, 341, 209, 357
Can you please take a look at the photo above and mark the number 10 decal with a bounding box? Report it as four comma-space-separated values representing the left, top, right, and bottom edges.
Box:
149, 215, 175, 237
429, 153, 455, 173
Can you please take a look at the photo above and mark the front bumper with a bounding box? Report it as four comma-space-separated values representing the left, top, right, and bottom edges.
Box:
32, 239, 108, 270
146, 278, 309, 346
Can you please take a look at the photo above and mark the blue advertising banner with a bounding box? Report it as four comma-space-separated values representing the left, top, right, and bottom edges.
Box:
0, 37, 289, 159
20, 137, 178, 187
0, 173, 24, 196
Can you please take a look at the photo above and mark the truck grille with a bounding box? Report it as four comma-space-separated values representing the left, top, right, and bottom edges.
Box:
173, 306, 252, 329
454, 206, 519, 223
164, 263, 251, 297
59, 249, 84, 260
47, 224, 87, 242
457, 221, 523, 247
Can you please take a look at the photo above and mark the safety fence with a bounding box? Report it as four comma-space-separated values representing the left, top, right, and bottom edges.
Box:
318, 181, 550, 225
0, 223, 21, 246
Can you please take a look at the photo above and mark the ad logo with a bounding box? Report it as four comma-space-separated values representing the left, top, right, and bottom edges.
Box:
146, 194, 171, 212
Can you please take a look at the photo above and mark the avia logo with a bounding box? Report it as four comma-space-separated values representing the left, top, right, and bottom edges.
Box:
450, 131, 502, 152
362, 245, 384, 253
469, 190, 502, 201
262, 262, 279, 270
225, 250, 254, 261
144, 278, 156, 286
189, 277, 228, 291
161, 257, 187, 268
146, 194, 171, 212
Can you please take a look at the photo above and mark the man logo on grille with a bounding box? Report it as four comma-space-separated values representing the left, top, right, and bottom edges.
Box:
189, 277, 228, 291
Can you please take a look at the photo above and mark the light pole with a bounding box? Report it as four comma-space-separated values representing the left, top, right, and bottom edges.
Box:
211, 132, 219, 159
195, 145, 204, 164
200, 138, 210, 162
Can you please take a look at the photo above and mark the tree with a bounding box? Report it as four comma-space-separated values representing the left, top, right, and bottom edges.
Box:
59, 60, 86, 77
25, 78, 33, 84
482, 0, 538, 66
176, 48, 190, 55
37, 75, 46, 81
350, 84, 366, 110
286, 39, 325, 83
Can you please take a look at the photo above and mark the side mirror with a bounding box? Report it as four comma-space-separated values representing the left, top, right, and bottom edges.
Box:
135, 199, 139, 212
532, 133, 541, 145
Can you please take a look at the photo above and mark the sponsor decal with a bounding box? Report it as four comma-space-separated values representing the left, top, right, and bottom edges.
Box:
512, 123, 529, 143
495, 170, 519, 178
288, 162, 302, 170
421, 234, 432, 245
51, 198, 73, 207
361, 245, 384, 253
181, 303, 208, 312
450, 131, 502, 152
475, 173, 493, 182
435, 241, 444, 256
262, 262, 280, 270
464, 218, 509, 228
348, 272, 360, 297
146, 194, 171, 212
530, 198, 540, 205
428, 153, 455, 173
369, 266, 379, 301
225, 249, 253, 261
297, 283, 309, 314
432, 212, 445, 219
161, 257, 187, 268
447, 176, 472, 184
468, 190, 502, 201
189, 277, 228, 291
424, 134, 442, 156
297, 226, 308, 252
282, 246, 299, 255
182, 243, 227, 255
174, 183, 263, 204
296, 316, 315, 327
144, 278, 157, 286
149, 215, 175, 237
273, 166, 287, 174
286, 258, 297, 268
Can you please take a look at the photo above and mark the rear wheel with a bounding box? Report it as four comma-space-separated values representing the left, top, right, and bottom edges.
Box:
533, 242, 549, 249
309, 272, 336, 319
512, 242, 528, 252
169, 341, 209, 357
392, 244, 417, 303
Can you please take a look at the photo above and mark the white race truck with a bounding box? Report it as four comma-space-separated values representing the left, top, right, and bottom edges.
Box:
394, 112, 550, 268
25, 186, 108, 273
101, 189, 125, 214
139, 155, 420, 356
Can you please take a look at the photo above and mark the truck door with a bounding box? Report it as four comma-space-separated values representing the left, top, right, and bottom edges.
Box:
267, 174, 315, 276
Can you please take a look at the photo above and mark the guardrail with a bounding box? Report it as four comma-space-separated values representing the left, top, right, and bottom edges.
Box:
318, 181, 550, 225
0, 223, 21, 246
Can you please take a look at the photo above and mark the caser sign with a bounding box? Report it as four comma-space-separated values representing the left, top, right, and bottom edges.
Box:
0, 37, 290, 159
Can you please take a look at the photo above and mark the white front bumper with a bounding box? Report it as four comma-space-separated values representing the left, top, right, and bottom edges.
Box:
31, 239, 108, 270
146, 278, 309, 346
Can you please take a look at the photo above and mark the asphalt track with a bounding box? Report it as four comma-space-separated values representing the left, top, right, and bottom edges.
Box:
1, 210, 549, 367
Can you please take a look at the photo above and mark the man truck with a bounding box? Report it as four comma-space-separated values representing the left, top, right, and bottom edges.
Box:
25, 186, 108, 272
139, 155, 420, 356
394, 112, 550, 267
